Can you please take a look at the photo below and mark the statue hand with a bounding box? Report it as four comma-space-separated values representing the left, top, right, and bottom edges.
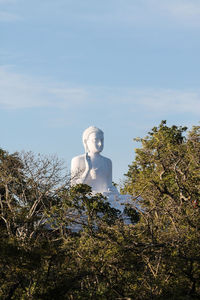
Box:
85, 153, 92, 173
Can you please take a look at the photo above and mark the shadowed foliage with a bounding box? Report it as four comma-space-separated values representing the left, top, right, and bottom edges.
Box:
0, 121, 200, 299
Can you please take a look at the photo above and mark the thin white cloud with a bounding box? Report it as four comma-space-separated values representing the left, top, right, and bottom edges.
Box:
0, 0, 16, 3
94, 88, 200, 116
157, 0, 200, 17
55, 0, 200, 27
0, 0, 21, 22
0, 66, 89, 109
1, 0, 199, 27
0, 66, 199, 116
151, 0, 200, 25
131, 89, 200, 115
49, 88, 89, 107
0, 11, 21, 21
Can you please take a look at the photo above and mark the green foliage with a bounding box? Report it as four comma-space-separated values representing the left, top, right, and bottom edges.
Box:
123, 121, 200, 299
0, 121, 199, 299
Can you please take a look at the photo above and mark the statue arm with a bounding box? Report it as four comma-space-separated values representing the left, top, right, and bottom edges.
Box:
71, 154, 91, 185
107, 159, 119, 194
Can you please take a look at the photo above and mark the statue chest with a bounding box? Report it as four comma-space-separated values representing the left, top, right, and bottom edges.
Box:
88, 157, 109, 180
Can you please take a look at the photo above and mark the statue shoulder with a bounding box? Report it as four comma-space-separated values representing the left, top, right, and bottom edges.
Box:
101, 155, 112, 166
71, 154, 85, 169
71, 154, 85, 163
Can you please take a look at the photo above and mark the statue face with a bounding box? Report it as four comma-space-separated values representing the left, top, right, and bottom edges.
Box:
86, 131, 104, 154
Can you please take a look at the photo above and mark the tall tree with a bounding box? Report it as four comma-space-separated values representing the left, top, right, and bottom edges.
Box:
123, 121, 200, 299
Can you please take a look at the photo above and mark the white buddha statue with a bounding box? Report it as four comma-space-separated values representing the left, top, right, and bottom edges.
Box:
71, 126, 118, 196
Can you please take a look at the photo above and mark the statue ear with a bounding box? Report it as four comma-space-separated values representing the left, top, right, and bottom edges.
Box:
84, 139, 88, 152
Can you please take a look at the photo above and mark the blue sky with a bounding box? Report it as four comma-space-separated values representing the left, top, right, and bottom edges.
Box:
0, 0, 200, 183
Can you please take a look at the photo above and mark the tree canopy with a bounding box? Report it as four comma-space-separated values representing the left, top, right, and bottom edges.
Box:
0, 121, 200, 299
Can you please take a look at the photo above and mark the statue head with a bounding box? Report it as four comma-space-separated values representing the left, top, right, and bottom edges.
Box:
82, 126, 104, 154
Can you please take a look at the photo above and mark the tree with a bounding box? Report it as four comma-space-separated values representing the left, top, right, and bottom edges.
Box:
123, 121, 200, 299
0, 150, 124, 299
0, 121, 199, 299
0, 150, 72, 298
